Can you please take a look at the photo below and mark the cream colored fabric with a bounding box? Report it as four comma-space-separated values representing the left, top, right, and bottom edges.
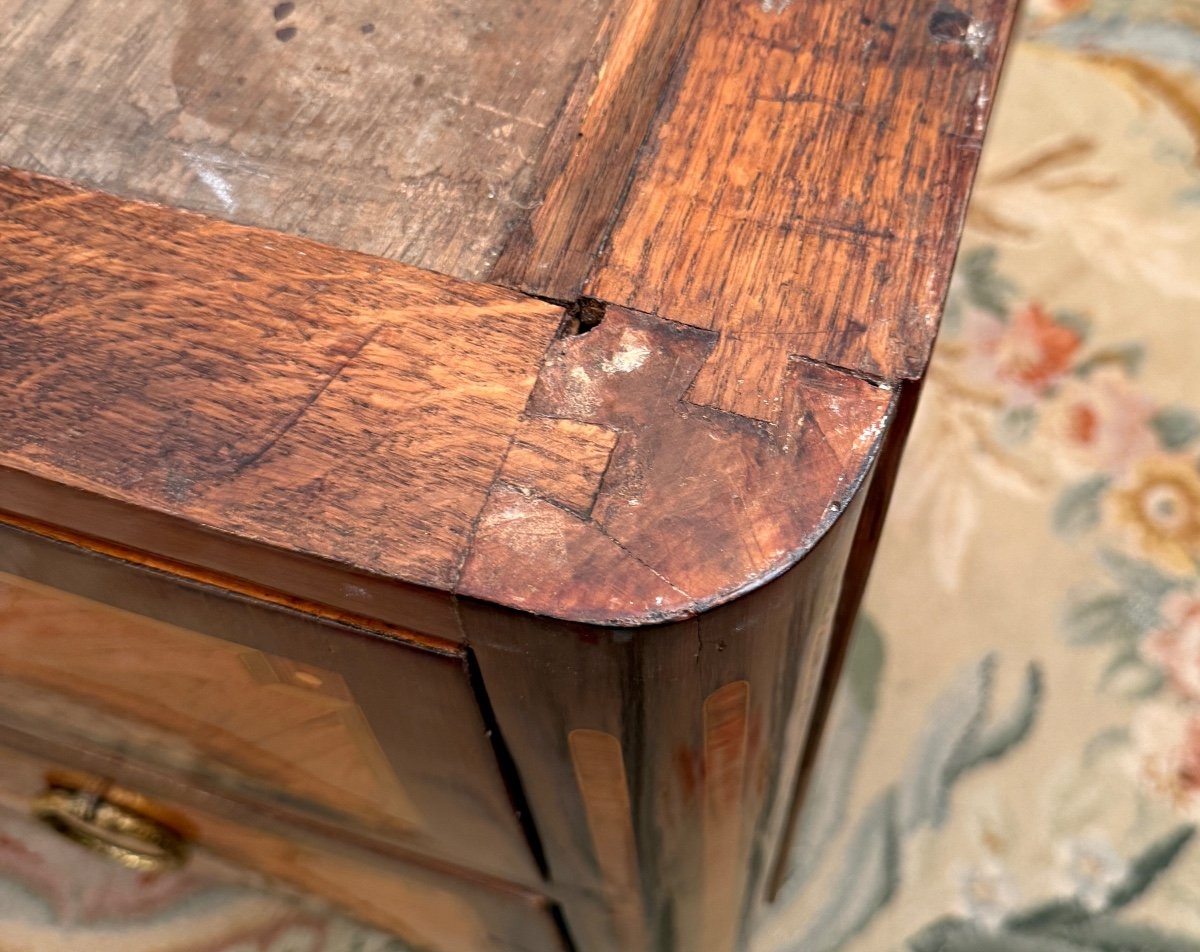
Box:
759, 3, 1200, 949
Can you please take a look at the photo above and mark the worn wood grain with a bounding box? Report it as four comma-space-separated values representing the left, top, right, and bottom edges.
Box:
587, 0, 1017, 420
466, 493, 863, 952
0, 171, 894, 627
490, 0, 704, 296
461, 306, 894, 623
0, 0, 616, 281
763, 379, 923, 904
0, 7, 1019, 948
0, 168, 562, 635
500, 418, 619, 518
568, 729, 649, 952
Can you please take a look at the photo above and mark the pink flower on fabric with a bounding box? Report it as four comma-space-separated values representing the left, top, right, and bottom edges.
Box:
962, 302, 1083, 404
1130, 703, 1200, 818
1142, 592, 1200, 701
1043, 368, 1158, 476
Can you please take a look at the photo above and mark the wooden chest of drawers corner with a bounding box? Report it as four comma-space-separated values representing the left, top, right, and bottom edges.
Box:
0, 0, 1018, 948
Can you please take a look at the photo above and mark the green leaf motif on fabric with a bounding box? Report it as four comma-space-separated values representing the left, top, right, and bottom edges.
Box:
777, 655, 1044, 952
780, 616, 886, 895
845, 614, 886, 713
996, 405, 1038, 445
1054, 476, 1112, 537
909, 919, 1092, 952
1062, 594, 1144, 645
904, 828, 1199, 951
957, 246, 1017, 319
949, 663, 1043, 776
1151, 406, 1200, 450
1106, 825, 1194, 909
1026, 917, 1200, 951
1074, 343, 1146, 378
1099, 648, 1164, 697
1054, 309, 1093, 340
900, 655, 1043, 831
1097, 549, 1179, 601
787, 791, 900, 952
909, 917, 1200, 952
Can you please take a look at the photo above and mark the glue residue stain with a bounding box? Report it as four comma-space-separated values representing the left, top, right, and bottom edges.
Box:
600, 329, 651, 375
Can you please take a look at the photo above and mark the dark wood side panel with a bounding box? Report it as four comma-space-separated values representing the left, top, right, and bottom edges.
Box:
586, 0, 1018, 420
763, 378, 923, 903
465, 493, 864, 952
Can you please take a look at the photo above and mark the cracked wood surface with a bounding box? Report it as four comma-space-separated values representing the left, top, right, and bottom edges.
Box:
0, 0, 615, 281
583, 0, 1018, 421
0, 7, 1018, 951
0, 169, 893, 631
0, 0, 1015, 632
0, 169, 562, 637
489, 0, 705, 297
461, 307, 893, 624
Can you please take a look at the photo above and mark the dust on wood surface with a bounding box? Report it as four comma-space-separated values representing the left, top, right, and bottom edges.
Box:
0, 0, 612, 281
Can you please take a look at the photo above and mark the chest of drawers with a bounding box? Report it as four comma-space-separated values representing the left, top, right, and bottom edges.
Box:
0, 1, 1016, 948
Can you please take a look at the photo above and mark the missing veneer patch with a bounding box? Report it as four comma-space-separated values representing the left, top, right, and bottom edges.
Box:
558, 297, 607, 338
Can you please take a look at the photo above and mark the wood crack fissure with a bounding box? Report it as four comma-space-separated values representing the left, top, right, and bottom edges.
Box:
786, 353, 895, 391
232, 324, 383, 472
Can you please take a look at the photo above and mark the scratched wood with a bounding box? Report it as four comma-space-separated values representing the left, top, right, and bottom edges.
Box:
586, 0, 1018, 420
0, 168, 562, 636
0, 175, 892, 627
0, 0, 616, 281
763, 379, 924, 903
0, 3, 1019, 949
500, 418, 619, 518
466, 494, 864, 952
460, 306, 894, 623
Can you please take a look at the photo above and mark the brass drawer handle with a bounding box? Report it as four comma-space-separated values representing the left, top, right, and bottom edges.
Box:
32, 785, 188, 872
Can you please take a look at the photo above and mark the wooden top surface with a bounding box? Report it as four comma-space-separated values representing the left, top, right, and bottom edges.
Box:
0, 170, 561, 634
0, 0, 1017, 633
586, 0, 1017, 417
0, 0, 613, 281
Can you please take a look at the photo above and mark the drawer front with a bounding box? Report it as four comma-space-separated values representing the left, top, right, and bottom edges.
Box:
0, 739, 566, 952
0, 521, 540, 884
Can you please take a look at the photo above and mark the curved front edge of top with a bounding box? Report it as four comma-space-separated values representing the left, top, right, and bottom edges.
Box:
456, 307, 897, 627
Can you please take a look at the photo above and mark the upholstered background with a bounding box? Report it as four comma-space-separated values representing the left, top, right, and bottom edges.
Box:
2, 1, 1199, 949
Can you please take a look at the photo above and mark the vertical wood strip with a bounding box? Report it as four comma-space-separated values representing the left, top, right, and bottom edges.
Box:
490, 0, 704, 298
702, 680, 751, 952
568, 728, 649, 952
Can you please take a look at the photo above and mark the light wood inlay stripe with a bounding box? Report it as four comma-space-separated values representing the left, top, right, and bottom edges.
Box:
702, 680, 750, 952
568, 728, 649, 952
